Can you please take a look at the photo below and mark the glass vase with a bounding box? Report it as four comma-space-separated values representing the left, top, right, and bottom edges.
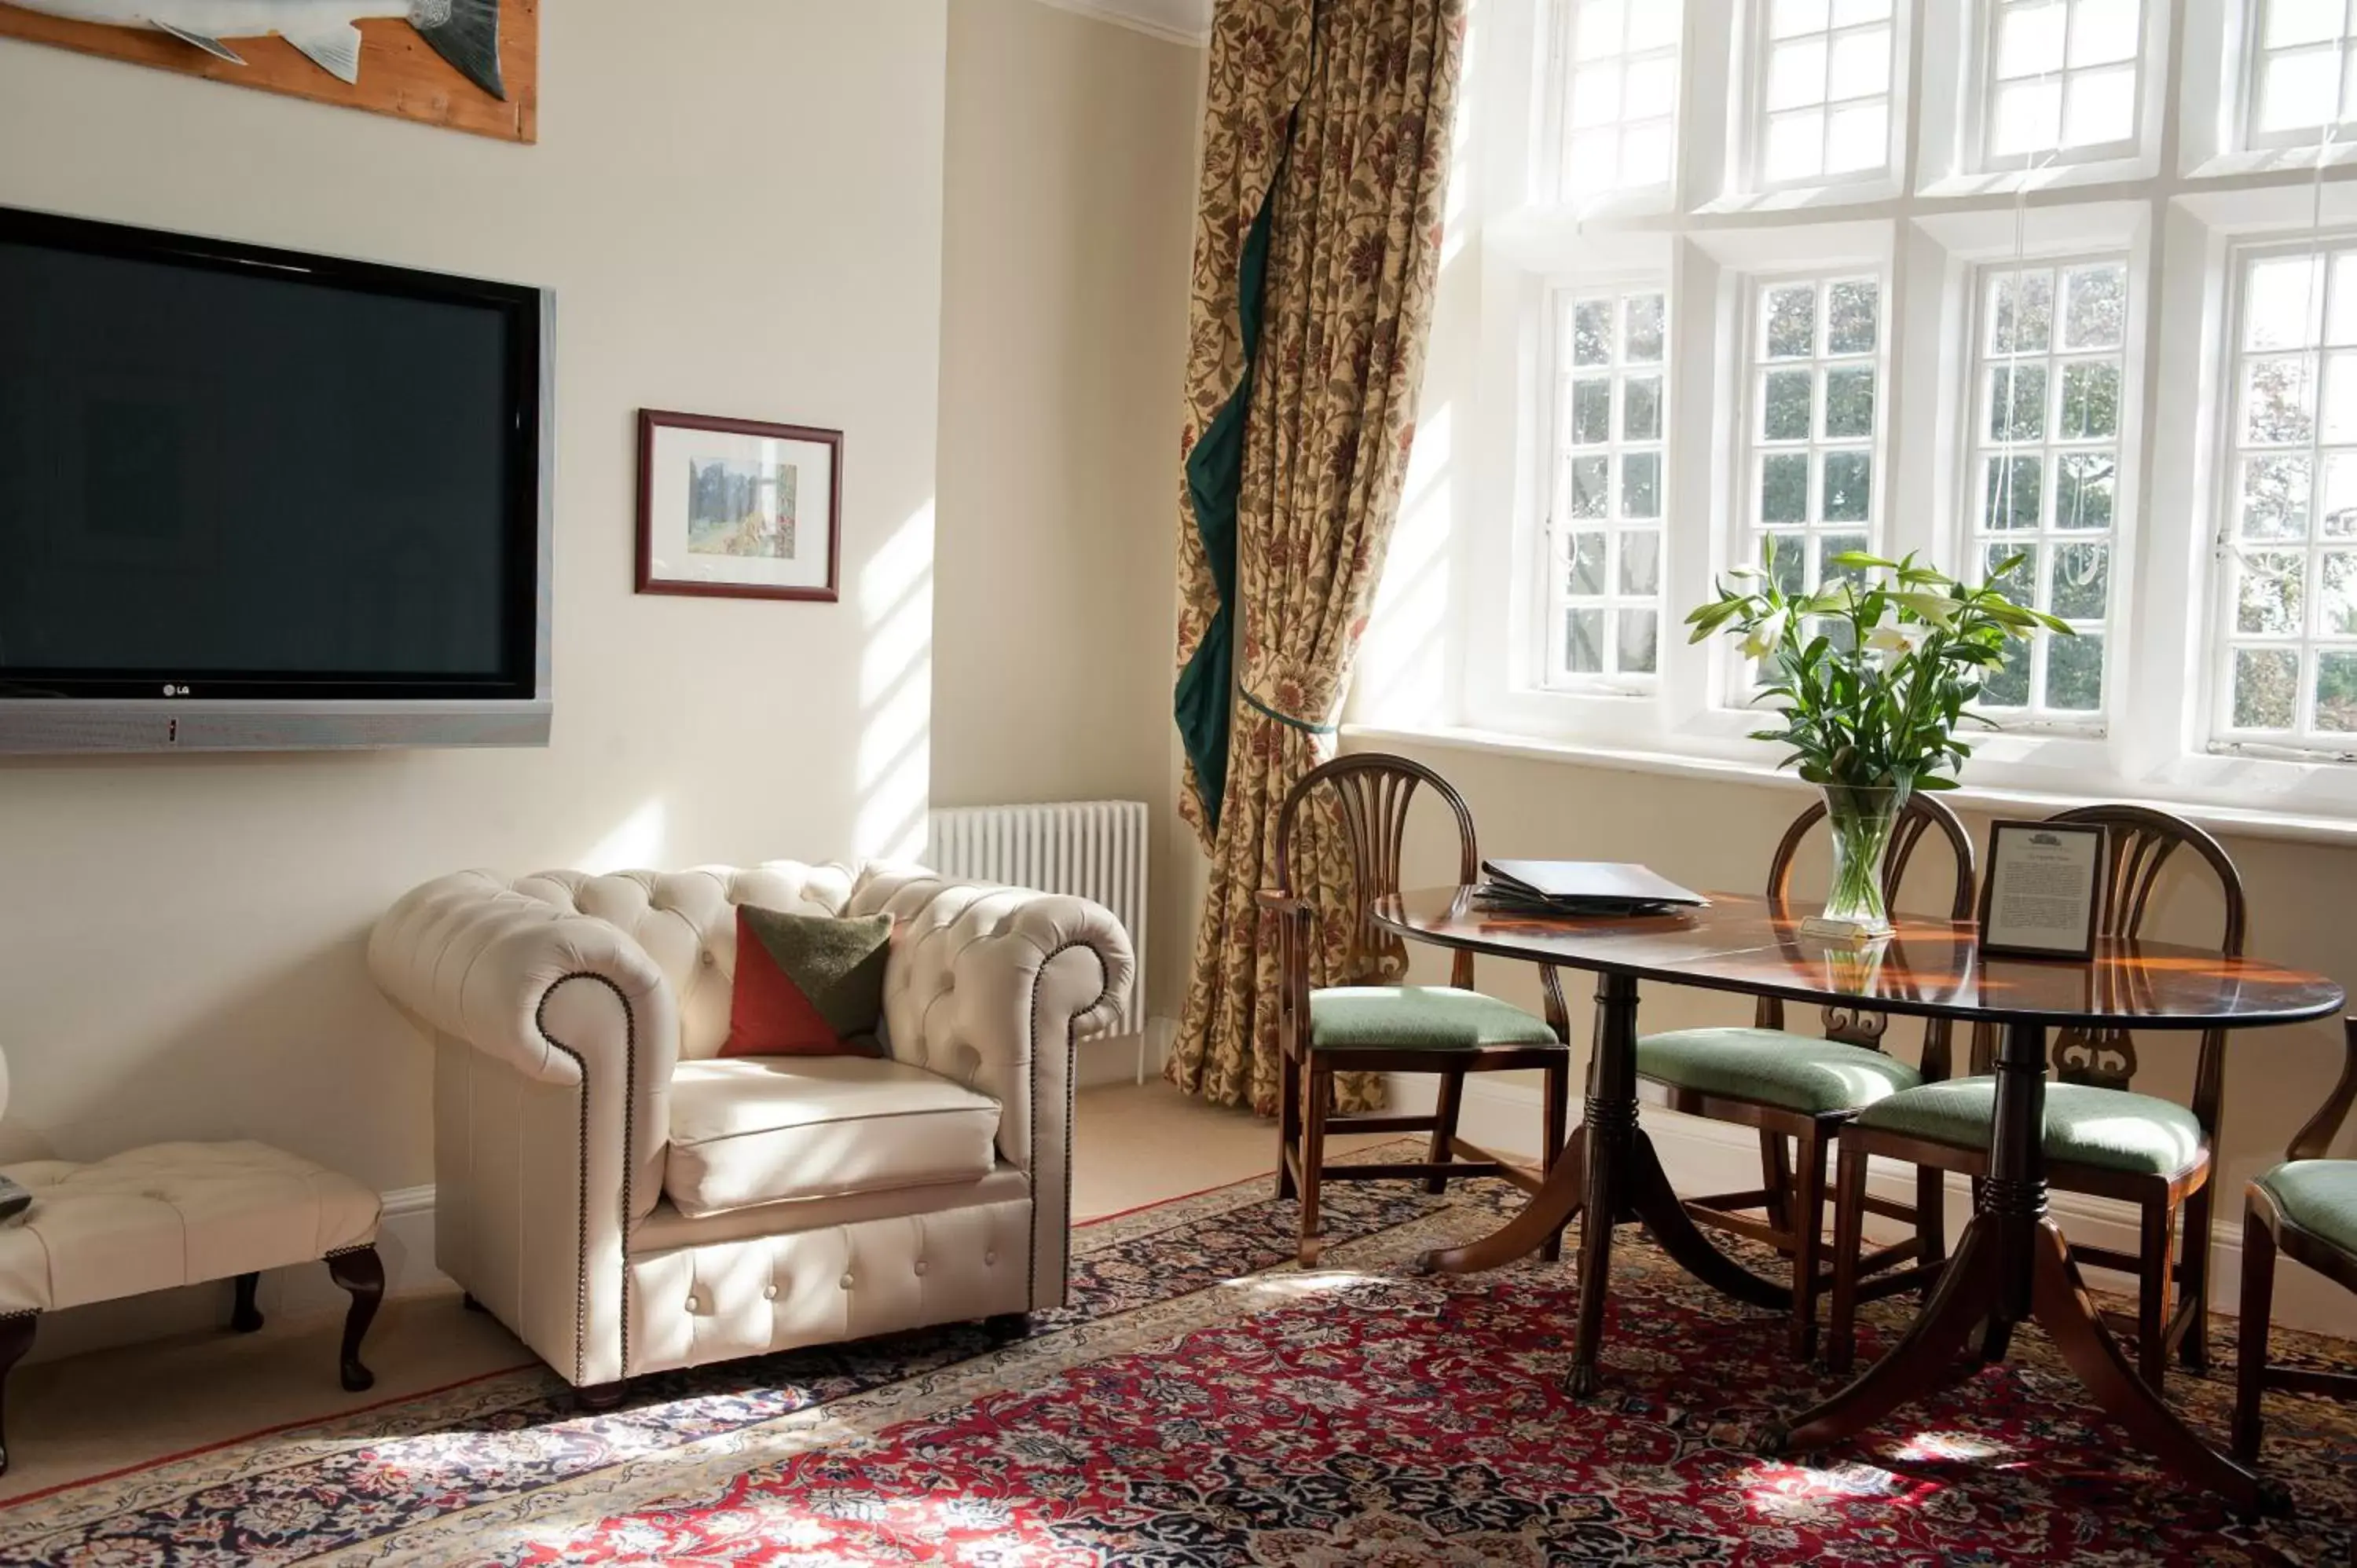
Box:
1819, 783, 1904, 938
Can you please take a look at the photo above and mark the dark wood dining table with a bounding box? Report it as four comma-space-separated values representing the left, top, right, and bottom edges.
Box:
1372, 886, 2346, 1514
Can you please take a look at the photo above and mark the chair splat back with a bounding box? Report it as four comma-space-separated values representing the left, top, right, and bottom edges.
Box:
1274, 753, 1479, 991
1761, 794, 1977, 1053
2042, 805, 2246, 1095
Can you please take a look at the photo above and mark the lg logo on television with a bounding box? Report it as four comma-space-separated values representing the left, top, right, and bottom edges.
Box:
161, 684, 192, 698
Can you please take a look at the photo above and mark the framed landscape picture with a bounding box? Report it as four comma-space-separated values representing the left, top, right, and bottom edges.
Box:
636, 411, 841, 603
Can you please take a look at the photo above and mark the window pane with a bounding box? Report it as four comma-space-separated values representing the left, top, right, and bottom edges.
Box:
1984, 639, 2033, 705
2247, 255, 2322, 351
1625, 54, 1677, 119
1571, 63, 1624, 128
1625, 293, 1666, 361
1827, 280, 1879, 353
2233, 647, 2300, 728
2238, 551, 2308, 633
1992, 269, 2055, 354
1768, 38, 1828, 110
1987, 541, 2039, 604
1985, 454, 2044, 529
2061, 264, 2126, 350
1827, 27, 1890, 99
2063, 65, 2136, 147
1766, 533, 1807, 594
2055, 451, 2115, 529
1824, 365, 1875, 437
2244, 355, 2315, 445
1824, 101, 1889, 171
1622, 122, 1675, 185
1575, 0, 1626, 56
2069, 0, 2141, 68
1822, 450, 1871, 519
1771, 0, 1829, 38
1761, 453, 1809, 521
1569, 531, 1607, 593
2326, 452, 2357, 536
2266, 0, 2343, 49
1763, 368, 1814, 439
1765, 284, 1816, 357
1570, 455, 1610, 518
1618, 609, 1661, 673
1567, 608, 1605, 673
1621, 452, 1662, 517
1574, 300, 1615, 364
1626, 1, 1679, 49
2045, 631, 2105, 710
2322, 550, 2357, 633
1992, 78, 2063, 156
2242, 456, 2312, 540
2322, 351, 2357, 442
1992, 364, 2048, 441
1621, 529, 1662, 595
2060, 361, 2121, 438
2051, 540, 2110, 620
1765, 110, 1826, 181
1820, 532, 1871, 583
1573, 378, 1613, 444
2319, 650, 2357, 731
1996, 2, 2066, 78
2260, 46, 2343, 134
1623, 375, 1663, 440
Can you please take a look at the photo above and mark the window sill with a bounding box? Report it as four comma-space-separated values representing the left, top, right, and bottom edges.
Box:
1342, 721, 2357, 848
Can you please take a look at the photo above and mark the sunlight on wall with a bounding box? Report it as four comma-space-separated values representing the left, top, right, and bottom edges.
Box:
856, 499, 935, 862
576, 799, 669, 874
1358, 401, 1453, 723
1440, 0, 1483, 270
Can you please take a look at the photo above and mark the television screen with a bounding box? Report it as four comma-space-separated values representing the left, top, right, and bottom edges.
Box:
0, 207, 544, 713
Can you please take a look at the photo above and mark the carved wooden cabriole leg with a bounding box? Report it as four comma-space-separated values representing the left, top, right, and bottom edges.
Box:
326, 1245, 384, 1394
574, 1381, 629, 1413
0, 1313, 36, 1477
230, 1272, 264, 1333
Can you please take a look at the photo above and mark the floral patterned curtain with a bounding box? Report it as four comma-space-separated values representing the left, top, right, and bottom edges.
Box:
1168, 0, 1466, 1113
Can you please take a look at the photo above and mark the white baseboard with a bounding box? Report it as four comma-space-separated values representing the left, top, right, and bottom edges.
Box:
24, 1184, 449, 1366
1389, 1072, 2353, 1340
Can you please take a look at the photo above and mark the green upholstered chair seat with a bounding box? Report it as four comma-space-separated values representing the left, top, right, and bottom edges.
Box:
2258, 1160, 2357, 1255
1635, 1027, 1923, 1116
1855, 1077, 2206, 1177
1307, 987, 1558, 1051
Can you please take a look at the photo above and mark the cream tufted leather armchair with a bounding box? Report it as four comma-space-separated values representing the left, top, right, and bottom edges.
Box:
368, 860, 1132, 1398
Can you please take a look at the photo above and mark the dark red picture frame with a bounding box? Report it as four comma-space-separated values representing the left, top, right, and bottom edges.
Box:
636, 409, 843, 603
1977, 819, 2109, 962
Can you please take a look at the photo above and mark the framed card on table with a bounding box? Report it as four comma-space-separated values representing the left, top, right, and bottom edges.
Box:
1978, 819, 2107, 962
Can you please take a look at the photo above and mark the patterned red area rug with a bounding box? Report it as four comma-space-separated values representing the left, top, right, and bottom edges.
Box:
2, 1151, 2352, 1565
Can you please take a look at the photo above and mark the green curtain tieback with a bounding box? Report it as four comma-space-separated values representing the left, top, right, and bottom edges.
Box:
1241, 685, 1340, 736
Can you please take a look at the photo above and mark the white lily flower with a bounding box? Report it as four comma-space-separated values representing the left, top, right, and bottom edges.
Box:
1740, 609, 1789, 661
1867, 625, 1914, 654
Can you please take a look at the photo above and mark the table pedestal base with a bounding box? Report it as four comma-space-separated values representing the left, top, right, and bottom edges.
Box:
1771, 1213, 2286, 1518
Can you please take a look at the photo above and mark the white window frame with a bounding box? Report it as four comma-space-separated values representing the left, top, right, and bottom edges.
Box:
1966, 0, 2149, 173
1538, 0, 1687, 211
1739, 0, 1908, 196
2238, 0, 2357, 155
1959, 250, 2135, 731
2205, 233, 2357, 759
1354, 0, 2357, 826
1540, 279, 1673, 694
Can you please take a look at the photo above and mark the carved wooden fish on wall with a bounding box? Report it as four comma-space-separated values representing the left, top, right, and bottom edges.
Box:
2, 0, 504, 98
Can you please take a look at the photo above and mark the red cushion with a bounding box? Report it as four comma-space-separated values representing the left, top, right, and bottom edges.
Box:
720, 907, 892, 1058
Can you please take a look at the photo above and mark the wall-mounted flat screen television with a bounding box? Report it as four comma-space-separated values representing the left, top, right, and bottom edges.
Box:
0, 206, 552, 753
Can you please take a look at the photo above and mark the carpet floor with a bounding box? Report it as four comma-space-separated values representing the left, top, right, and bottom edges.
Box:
1, 1149, 2352, 1565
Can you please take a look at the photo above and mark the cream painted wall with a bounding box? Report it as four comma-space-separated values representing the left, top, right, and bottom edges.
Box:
932, 0, 1201, 1019
0, 2, 948, 1192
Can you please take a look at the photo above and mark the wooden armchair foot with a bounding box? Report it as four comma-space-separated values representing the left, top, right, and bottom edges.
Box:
325, 1245, 384, 1393
230, 1272, 264, 1334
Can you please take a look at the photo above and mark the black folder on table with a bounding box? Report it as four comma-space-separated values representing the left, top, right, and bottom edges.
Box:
1475, 860, 1709, 918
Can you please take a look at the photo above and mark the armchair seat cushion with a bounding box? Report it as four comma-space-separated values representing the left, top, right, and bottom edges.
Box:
2258, 1160, 2357, 1255
1637, 1028, 1923, 1116
1307, 987, 1557, 1051
665, 1056, 1000, 1219
1854, 1076, 2207, 1177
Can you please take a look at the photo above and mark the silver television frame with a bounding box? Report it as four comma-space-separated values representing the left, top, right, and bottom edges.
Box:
0, 226, 555, 755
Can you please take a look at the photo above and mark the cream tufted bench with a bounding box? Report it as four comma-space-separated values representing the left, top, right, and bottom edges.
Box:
368, 859, 1132, 1405
0, 1141, 383, 1473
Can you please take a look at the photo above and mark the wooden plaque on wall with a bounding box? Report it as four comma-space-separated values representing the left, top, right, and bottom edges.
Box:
0, 0, 537, 143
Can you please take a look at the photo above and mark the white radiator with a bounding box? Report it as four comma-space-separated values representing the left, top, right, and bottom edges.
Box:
926, 800, 1150, 1070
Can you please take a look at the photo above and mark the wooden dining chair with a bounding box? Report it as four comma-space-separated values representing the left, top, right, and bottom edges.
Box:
1262, 753, 1574, 1267
1634, 793, 1976, 1360
2234, 1017, 2357, 1460
1829, 804, 2245, 1383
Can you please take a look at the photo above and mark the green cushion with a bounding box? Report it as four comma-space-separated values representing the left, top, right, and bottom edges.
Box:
2258, 1161, 2357, 1255
1307, 987, 1557, 1051
1636, 1027, 1923, 1116
1855, 1077, 2205, 1177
